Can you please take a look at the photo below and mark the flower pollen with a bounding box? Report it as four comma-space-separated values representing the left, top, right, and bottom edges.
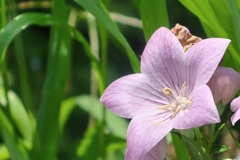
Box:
159, 82, 192, 118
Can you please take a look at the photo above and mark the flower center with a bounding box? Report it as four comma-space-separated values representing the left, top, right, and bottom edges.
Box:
158, 82, 192, 118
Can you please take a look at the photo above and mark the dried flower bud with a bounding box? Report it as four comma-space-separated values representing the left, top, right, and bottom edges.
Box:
171, 23, 202, 51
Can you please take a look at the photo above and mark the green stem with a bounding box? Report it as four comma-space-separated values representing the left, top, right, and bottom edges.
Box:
13, 35, 33, 113
194, 128, 203, 147
225, 124, 240, 148
87, 12, 106, 159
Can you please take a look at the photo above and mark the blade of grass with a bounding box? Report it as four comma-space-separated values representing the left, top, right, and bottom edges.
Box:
0, 13, 56, 60
172, 133, 190, 160
32, 1, 71, 159
140, 0, 169, 40
0, 108, 28, 160
74, 0, 140, 73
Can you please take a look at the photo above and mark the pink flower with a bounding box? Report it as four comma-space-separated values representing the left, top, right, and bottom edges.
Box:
230, 97, 240, 125
208, 66, 240, 105
100, 27, 230, 160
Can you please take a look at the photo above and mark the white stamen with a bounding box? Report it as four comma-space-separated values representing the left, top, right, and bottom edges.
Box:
159, 82, 191, 119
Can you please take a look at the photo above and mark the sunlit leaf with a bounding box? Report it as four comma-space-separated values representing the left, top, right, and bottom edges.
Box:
140, 0, 169, 40
179, 0, 240, 71
0, 109, 28, 160
73, 95, 128, 138
76, 121, 103, 160
76, 121, 126, 160
0, 144, 9, 159
172, 133, 190, 160
6, 90, 34, 144
211, 145, 230, 155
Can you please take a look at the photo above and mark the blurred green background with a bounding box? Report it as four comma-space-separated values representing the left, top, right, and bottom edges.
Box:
0, 0, 226, 159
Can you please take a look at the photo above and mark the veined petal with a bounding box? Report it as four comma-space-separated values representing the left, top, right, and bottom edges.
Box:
186, 38, 230, 93
230, 97, 240, 125
230, 96, 240, 112
173, 85, 220, 129
100, 74, 167, 118
141, 27, 186, 94
142, 138, 168, 160
125, 111, 172, 160
208, 67, 240, 105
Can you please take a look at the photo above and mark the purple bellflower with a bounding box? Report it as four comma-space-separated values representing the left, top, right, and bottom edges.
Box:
100, 27, 230, 159
208, 66, 240, 105
230, 97, 240, 125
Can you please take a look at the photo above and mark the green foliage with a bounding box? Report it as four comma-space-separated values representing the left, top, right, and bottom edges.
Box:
172, 133, 190, 160
0, 13, 56, 61
179, 0, 240, 71
32, 0, 71, 159
180, 134, 211, 160
74, 0, 140, 73
0, 0, 240, 159
76, 121, 126, 160
140, 0, 169, 41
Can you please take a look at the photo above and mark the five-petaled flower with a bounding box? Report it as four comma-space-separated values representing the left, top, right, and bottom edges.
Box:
100, 27, 230, 160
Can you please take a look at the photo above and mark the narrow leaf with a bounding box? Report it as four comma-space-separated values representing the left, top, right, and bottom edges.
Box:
140, 0, 169, 40
32, 1, 71, 159
74, 0, 140, 73
0, 13, 56, 61
172, 133, 190, 160
0, 109, 28, 160
179, 0, 240, 70
64, 95, 128, 138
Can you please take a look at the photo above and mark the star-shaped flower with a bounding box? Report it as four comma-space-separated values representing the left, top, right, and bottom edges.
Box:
101, 27, 230, 159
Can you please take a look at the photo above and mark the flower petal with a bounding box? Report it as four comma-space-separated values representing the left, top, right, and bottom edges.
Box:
140, 27, 186, 94
186, 38, 230, 92
231, 109, 240, 126
173, 85, 220, 129
231, 96, 240, 112
125, 111, 172, 160
230, 97, 240, 125
142, 138, 168, 160
100, 74, 167, 118
208, 67, 240, 105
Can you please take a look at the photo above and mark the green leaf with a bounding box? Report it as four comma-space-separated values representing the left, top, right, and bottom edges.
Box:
76, 121, 126, 160
0, 109, 28, 160
59, 95, 128, 138
140, 0, 169, 41
180, 133, 211, 160
5, 90, 34, 145
172, 133, 190, 160
74, 95, 128, 139
74, 0, 140, 73
211, 145, 230, 155
0, 144, 9, 159
59, 98, 76, 134
32, 1, 71, 159
179, 0, 240, 70
0, 13, 56, 61
76, 122, 103, 160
